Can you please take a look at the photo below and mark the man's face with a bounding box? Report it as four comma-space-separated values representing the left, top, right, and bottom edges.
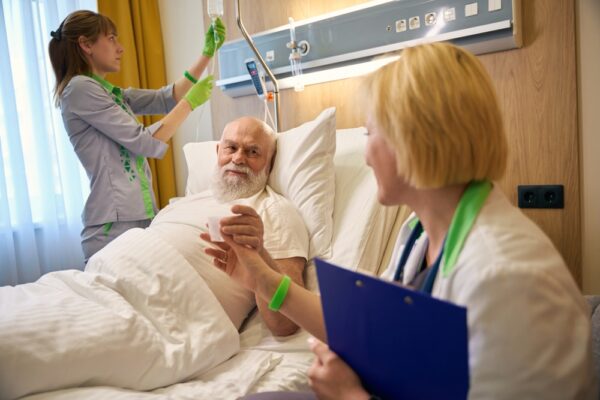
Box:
217, 119, 273, 178
211, 118, 274, 202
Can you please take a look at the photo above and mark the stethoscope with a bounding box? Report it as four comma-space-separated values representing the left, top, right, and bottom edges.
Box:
392, 180, 493, 296
393, 221, 443, 295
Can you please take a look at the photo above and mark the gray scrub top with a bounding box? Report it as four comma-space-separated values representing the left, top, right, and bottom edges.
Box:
60, 75, 176, 226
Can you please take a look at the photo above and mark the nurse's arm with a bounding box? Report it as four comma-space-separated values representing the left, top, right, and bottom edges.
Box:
254, 255, 306, 337
151, 53, 212, 143
152, 100, 193, 143
207, 233, 327, 342
172, 55, 211, 102
252, 254, 327, 341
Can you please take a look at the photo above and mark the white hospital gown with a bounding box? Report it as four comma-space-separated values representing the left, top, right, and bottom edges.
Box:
149, 186, 309, 329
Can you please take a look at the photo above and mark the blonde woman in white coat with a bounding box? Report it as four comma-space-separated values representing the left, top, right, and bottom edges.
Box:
206, 42, 597, 400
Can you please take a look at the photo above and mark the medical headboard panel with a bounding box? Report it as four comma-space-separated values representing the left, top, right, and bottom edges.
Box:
216, 0, 521, 97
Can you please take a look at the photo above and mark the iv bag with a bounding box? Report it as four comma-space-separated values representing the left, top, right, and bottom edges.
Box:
207, 0, 223, 19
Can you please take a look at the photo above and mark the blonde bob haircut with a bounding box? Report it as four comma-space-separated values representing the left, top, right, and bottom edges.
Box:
361, 42, 508, 188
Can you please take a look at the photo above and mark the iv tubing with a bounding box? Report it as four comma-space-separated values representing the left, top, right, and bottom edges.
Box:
264, 99, 275, 130
210, 17, 218, 76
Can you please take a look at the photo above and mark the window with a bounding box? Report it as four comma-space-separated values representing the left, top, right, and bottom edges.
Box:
0, 0, 96, 285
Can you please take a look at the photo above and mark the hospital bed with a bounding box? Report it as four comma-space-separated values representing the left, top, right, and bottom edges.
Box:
4, 108, 410, 399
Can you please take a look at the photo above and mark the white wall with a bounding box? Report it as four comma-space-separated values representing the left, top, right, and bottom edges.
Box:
157, 0, 215, 197
577, 0, 600, 294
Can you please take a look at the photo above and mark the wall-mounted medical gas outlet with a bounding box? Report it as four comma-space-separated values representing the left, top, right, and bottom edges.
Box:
517, 185, 564, 209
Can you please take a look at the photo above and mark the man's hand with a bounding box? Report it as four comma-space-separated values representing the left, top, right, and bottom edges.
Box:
201, 204, 306, 337
200, 205, 277, 290
308, 339, 370, 400
220, 205, 265, 254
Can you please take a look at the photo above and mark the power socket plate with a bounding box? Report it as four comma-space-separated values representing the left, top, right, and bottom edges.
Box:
517, 185, 564, 209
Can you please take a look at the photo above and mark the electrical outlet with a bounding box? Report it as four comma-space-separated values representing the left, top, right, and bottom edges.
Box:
517, 185, 564, 209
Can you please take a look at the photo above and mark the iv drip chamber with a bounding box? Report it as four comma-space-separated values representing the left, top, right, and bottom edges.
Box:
287, 17, 305, 91
289, 53, 304, 92
207, 0, 224, 19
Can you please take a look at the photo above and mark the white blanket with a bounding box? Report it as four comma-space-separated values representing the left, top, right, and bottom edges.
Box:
0, 228, 240, 399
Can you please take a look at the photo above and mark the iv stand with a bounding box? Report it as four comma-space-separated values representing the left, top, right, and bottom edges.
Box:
235, 0, 281, 132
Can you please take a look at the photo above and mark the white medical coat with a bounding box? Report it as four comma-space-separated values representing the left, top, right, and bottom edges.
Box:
381, 185, 598, 399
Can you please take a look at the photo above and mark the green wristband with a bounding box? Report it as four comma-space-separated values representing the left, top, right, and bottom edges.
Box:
184, 70, 198, 84
268, 275, 292, 311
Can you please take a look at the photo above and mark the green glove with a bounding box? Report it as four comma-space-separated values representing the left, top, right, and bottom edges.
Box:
203, 17, 226, 57
184, 75, 213, 110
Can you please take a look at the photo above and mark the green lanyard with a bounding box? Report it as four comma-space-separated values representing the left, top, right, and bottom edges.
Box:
90, 74, 128, 113
442, 180, 492, 277
90, 74, 155, 219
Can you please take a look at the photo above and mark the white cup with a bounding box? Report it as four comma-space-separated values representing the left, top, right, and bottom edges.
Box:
207, 215, 226, 242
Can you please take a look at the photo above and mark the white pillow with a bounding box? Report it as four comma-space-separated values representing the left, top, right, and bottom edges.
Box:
304, 127, 402, 292
183, 107, 337, 259
183, 143, 218, 196
328, 127, 400, 273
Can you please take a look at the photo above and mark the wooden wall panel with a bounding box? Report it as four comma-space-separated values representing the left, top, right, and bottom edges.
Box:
207, 0, 581, 283
478, 0, 579, 283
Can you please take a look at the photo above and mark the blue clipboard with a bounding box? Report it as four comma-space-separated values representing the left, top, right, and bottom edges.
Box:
315, 258, 469, 400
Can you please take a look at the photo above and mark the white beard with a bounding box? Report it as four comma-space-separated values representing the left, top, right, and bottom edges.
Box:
210, 162, 268, 203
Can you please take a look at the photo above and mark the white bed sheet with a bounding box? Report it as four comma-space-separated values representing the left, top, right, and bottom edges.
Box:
18, 128, 404, 400
22, 314, 313, 400
5, 228, 239, 399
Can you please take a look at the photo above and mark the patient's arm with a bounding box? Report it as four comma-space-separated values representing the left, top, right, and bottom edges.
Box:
204, 234, 327, 341
256, 261, 326, 341
203, 204, 326, 339
254, 255, 305, 336
202, 237, 308, 336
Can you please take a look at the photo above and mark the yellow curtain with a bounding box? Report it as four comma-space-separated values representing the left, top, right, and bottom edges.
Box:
98, 0, 176, 209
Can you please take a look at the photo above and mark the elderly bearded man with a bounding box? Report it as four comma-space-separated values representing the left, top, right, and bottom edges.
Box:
148, 116, 309, 335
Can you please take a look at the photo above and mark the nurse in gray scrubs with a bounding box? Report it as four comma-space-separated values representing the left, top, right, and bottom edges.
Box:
48, 10, 225, 261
